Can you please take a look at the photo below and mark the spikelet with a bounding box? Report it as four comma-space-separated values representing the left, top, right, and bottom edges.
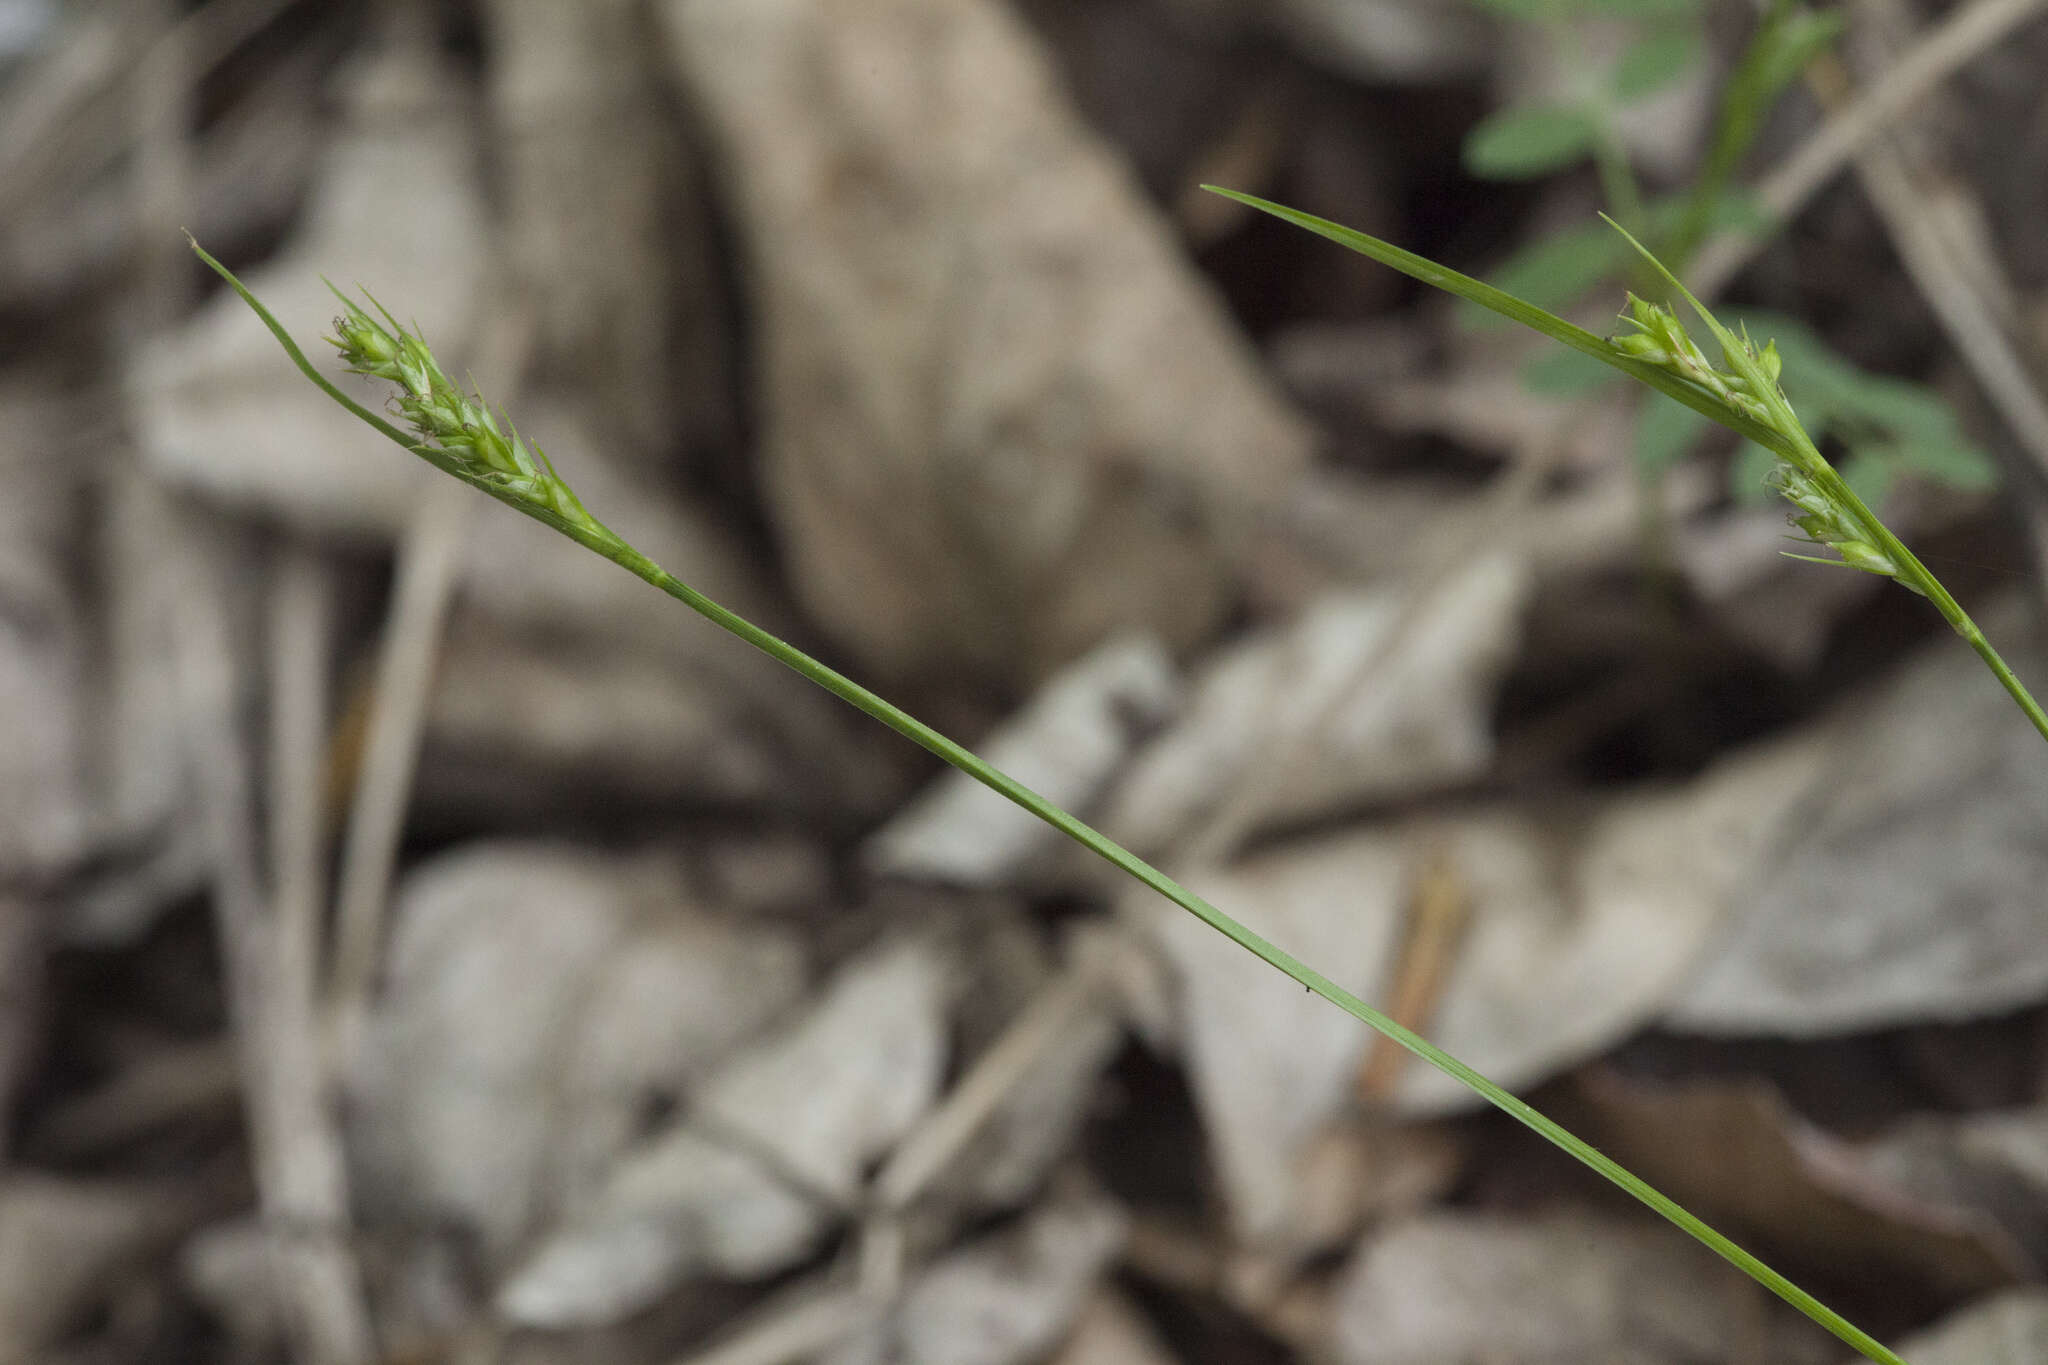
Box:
1608, 292, 1914, 591
1609, 292, 1777, 424
326, 288, 599, 533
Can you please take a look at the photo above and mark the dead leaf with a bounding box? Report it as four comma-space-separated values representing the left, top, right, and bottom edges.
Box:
1561, 1068, 2029, 1306
1860, 1101, 2048, 1282
1669, 600, 2048, 1035
0, 383, 88, 879
350, 844, 807, 1259
0, 1171, 214, 1353
1101, 555, 1528, 854
822, 1194, 1127, 1365
1856, 1291, 2048, 1365
481, 0, 734, 466
492, 1127, 822, 1329
1332, 1210, 1837, 1365
660, 0, 1316, 686
495, 938, 953, 1328
1140, 728, 1826, 1241
1044, 1289, 1182, 1365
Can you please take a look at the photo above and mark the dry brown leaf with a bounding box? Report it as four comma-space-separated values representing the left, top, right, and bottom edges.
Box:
1140, 724, 1823, 1242
1044, 1289, 1183, 1365
0, 1171, 215, 1354
1669, 600, 2048, 1034
661, 0, 1316, 686
350, 844, 808, 1260
1856, 1291, 2048, 1365
0, 383, 88, 880
496, 938, 954, 1328
482, 0, 734, 466
1101, 556, 1528, 854
1561, 1068, 2030, 1306
822, 1194, 1126, 1365
1332, 1209, 1838, 1365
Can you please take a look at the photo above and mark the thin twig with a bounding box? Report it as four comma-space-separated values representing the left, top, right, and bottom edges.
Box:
169, 512, 374, 1365
1691, 0, 2048, 300
326, 478, 469, 1021
1355, 842, 1470, 1104
1804, 43, 2048, 476
265, 541, 375, 1360
871, 962, 1103, 1212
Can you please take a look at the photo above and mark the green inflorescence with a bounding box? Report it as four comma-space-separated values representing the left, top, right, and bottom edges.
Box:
326, 289, 600, 534
1608, 290, 1917, 591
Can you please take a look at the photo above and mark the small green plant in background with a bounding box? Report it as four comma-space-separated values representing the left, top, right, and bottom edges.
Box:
1460, 0, 1995, 506
1460, 0, 1728, 229
191, 180, 2036, 1360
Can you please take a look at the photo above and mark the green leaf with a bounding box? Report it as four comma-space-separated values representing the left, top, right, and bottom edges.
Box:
1636, 393, 1713, 471
1612, 29, 1704, 100
1463, 104, 1598, 180
1886, 432, 1998, 490
1750, 8, 1845, 95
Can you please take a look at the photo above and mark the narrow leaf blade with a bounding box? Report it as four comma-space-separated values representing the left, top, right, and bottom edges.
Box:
1200, 187, 1797, 456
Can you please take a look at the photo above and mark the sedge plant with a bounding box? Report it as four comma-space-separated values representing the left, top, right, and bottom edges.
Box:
189, 207, 2044, 1363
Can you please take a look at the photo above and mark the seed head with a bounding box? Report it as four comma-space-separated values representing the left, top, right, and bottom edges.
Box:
324, 286, 597, 534
1611, 293, 1784, 427
1763, 463, 1918, 592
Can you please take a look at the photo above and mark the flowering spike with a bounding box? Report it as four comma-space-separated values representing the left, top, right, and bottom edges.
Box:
324, 290, 591, 527
1610, 292, 1795, 435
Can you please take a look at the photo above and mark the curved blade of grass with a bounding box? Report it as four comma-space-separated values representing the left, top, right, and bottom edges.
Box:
1201, 186, 1798, 460
189, 237, 1910, 1365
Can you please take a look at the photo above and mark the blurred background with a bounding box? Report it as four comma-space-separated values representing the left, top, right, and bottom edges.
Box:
5, 0, 2048, 1361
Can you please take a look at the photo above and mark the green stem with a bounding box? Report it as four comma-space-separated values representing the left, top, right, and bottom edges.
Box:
619, 557, 1906, 1365
601, 531, 1903, 1365
1825, 465, 2048, 744
189, 237, 1912, 1365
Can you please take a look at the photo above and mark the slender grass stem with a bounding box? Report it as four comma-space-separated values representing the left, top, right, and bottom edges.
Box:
189, 238, 1913, 1365
1816, 443, 2048, 743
